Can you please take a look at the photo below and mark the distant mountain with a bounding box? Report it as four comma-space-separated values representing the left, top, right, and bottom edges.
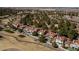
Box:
0, 7, 17, 16
9, 7, 79, 12
1, 7, 79, 11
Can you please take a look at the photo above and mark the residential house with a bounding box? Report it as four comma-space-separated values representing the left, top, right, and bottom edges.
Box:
70, 39, 79, 50
38, 29, 44, 35
64, 38, 71, 48
55, 36, 64, 47
46, 30, 57, 38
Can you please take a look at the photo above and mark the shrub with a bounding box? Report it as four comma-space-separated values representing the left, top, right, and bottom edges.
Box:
77, 48, 79, 51
39, 35, 47, 43
64, 47, 68, 49
18, 29, 23, 33
32, 31, 38, 36
18, 35, 26, 38
4, 29, 14, 33
0, 35, 3, 38
52, 42, 58, 48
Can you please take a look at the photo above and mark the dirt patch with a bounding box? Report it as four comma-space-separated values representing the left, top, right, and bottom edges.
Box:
0, 31, 61, 51
2, 48, 21, 51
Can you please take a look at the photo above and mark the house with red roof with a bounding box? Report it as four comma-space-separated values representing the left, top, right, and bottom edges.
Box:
69, 39, 79, 49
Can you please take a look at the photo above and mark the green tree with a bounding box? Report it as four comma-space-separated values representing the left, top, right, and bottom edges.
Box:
42, 23, 48, 30
65, 20, 71, 27
58, 27, 67, 36
20, 14, 33, 25
67, 29, 78, 40
50, 23, 58, 33
70, 23, 76, 29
